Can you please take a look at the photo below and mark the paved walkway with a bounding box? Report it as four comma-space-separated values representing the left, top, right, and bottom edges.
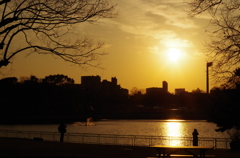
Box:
1, 137, 240, 158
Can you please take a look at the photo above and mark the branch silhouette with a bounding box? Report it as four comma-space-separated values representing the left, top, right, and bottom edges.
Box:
0, 0, 117, 68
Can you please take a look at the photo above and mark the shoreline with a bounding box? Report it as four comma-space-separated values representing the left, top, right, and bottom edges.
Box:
0, 118, 209, 125
0, 109, 210, 125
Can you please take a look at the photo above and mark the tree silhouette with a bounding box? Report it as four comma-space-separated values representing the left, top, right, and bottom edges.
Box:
0, 76, 17, 84
42, 74, 74, 85
188, 0, 223, 17
210, 86, 240, 134
0, 0, 117, 68
222, 67, 240, 89
209, 67, 240, 149
188, 0, 240, 83
192, 88, 205, 93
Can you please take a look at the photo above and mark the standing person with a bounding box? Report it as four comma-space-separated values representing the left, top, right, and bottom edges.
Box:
192, 129, 199, 146
58, 123, 67, 142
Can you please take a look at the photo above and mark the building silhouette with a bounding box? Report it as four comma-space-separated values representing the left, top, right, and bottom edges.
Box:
175, 88, 185, 95
162, 81, 168, 92
143, 81, 173, 107
80, 75, 128, 106
146, 81, 168, 95
81, 75, 101, 88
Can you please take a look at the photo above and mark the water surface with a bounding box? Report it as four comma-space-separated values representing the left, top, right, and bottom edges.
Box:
0, 119, 229, 138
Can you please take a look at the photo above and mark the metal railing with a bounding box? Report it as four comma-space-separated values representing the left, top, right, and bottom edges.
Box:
0, 129, 231, 149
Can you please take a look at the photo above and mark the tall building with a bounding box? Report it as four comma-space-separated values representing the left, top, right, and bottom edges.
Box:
162, 81, 168, 92
111, 77, 117, 85
81, 75, 101, 88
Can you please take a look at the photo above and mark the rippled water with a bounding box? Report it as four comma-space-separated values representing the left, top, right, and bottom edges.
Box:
0, 119, 230, 138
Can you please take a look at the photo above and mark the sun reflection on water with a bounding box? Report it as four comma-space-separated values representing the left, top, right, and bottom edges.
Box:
165, 121, 183, 146
166, 122, 181, 137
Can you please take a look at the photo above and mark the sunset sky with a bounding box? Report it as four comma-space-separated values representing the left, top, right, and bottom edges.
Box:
2, 0, 214, 93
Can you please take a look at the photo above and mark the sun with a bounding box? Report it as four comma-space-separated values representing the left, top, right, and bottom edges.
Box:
167, 48, 181, 62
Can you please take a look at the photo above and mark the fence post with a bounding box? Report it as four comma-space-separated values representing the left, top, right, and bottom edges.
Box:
28, 131, 30, 139
114, 135, 117, 145
82, 134, 84, 144
226, 138, 228, 149
98, 134, 100, 144
149, 136, 152, 147
132, 136, 135, 146
53, 132, 55, 141
214, 138, 216, 148
67, 133, 69, 142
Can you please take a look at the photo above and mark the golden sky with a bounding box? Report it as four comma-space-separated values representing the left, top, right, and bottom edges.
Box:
1, 0, 214, 93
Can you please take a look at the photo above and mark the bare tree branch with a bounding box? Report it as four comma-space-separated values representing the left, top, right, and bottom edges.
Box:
188, 0, 240, 84
0, 0, 117, 68
188, 0, 223, 17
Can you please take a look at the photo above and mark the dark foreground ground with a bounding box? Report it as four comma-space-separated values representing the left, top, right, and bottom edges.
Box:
1, 137, 240, 158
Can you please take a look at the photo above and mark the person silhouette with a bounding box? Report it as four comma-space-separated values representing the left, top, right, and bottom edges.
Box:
192, 129, 199, 146
58, 123, 67, 142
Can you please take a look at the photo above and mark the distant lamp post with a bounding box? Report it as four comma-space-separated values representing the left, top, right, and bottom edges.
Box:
206, 62, 213, 94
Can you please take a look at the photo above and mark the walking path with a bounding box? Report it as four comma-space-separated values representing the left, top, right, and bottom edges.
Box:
1, 137, 240, 158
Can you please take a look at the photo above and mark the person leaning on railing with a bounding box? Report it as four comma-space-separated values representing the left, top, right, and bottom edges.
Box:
192, 129, 199, 146
58, 123, 67, 142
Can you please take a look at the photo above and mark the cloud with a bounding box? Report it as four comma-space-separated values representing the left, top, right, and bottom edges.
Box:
108, 0, 198, 41
160, 38, 194, 48
138, 0, 197, 28
118, 22, 177, 39
77, 0, 204, 59
148, 46, 159, 54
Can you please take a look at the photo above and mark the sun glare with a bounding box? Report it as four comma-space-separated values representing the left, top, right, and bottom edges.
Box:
167, 48, 181, 62
166, 122, 182, 146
